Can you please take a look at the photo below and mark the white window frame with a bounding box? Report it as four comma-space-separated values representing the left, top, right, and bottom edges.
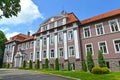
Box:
50, 34, 54, 45
30, 53, 33, 60
109, 19, 120, 33
95, 23, 105, 35
49, 22, 54, 29
83, 26, 91, 38
113, 39, 120, 53
43, 36, 47, 46
36, 52, 39, 59
58, 32, 63, 43
50, 49, 54, 58
42, 50, 47, 59
85, 43, 94, 55
58, 47, 64, 58
57, 19, 63, 26
67, 29, 73, 41
68, 46, 75, 57
98, 41, 109, 54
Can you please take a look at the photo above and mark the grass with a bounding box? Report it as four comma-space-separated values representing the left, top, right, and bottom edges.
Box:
22, 69, 120, 80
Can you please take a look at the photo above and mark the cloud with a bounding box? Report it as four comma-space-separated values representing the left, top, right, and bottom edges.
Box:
0, 27, 9, 32
0, 0, 43, 25
5, 32, 20, 40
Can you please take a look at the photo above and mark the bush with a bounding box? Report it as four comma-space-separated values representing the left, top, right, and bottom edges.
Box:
102, 67, 110, 74
92, 66, 110, 74
22, 60, 26, 69
68, 61, 71, 71
29, 60, 32, 69
82, 60, 87, 72
55, 58, 59, 70
7, 63, 10, 68
45, 58, 49, 69
36, 59, 40, 69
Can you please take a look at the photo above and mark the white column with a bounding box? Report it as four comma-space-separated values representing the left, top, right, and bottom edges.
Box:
39, 38, 42, 61
47, 36, 50, 59
54, 34, 58, 58
73, 29, 80, 59
11, 45, 15, 63
63, 31, 68, 60
33, 39, 36, 62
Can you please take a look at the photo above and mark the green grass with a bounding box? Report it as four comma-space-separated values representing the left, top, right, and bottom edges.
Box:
23, 69, 120, 80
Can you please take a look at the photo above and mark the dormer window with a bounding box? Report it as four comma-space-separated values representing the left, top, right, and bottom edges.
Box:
57, 19, 63, 26
49, 22, 54, 29
43, 26, 47, 31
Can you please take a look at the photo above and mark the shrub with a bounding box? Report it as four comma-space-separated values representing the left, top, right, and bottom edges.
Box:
92, 66, 110, 74
22, 60, 26, 69
82, 60, 87, 72
7, 63, 10, 68
98, 50, 107, 67
55, 58, 59, 70
102, 67, 110, 74
36, 59, 40, 69
68, 61, 71, 71
29, 60, 32, 69
87, 51, 94, 72
45, 58, 49, 69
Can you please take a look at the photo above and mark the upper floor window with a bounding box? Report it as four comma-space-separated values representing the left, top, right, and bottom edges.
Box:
50, 34, 54, 45
68, 30, 73, 41
95, 23, 104, 35
49, 22, 54, 29
36, 52, 39, 59
113, 39, 120, 53
98, 41, 108, 54
59, 48, 64, 58
30, 41, 33, 48
30, 53, 33, 60
36, 40, 39, 47
57, 19, 63, 26
83, 26, 91, 38
109, 19, 120, 32
43, 26, 47, 31
43, 50, 46, 58
69, 46, 74, 57
85, 43, 94, 55
43, 37, 47, 46
26, 42, 29, 49
58, 32, 63, 43
50, 49, 54, 58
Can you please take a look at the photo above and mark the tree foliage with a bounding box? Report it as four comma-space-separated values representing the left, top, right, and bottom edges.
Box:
36, 59, 40, 69
55, 58, 59, 70
68, 61, 71, 71
87, 51, 94, 72
29, 60, 32, 69
98, 50, 107, 67
22, 60, 26, 69
0, 0, 21, 19
0, 30, 7, 68
44, 58, 49, 69
82, 60, 87, 72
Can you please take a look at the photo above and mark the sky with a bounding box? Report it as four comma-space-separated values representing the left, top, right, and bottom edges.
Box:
0, 0, 120, 40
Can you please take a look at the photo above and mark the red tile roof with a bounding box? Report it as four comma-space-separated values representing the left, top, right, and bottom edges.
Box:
67, 12, 78, 24
81, 9, 120, 25
21, 36, 34, 43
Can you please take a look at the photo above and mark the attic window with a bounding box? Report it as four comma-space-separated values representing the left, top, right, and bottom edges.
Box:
57, 19, 63, 26
51, 18, 54, 22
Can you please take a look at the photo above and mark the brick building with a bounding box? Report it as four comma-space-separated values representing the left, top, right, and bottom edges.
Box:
3, 9, 120, 71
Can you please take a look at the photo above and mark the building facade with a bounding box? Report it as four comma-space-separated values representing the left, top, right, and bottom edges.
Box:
3, 9, 120, 71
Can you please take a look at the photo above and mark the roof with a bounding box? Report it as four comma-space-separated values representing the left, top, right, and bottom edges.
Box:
81, 8, 120, 25
6, 33, 27, 44
20, 36, 34, 43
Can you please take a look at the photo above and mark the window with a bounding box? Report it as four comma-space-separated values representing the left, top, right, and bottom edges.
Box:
95, 23, 104, 35
106, 62, 110, 68
30, 41, 33, 48
50, 64, 54, 69
57, 19, 63, 26
43, 26, 47, 31
58, 32, 63, 43
85, 43, 93, 54
59, 63, 64, 69
36, 52, 39, 59
69, 46, 74, 57
109, 19, 119, 32
36, 40, 39, 47
49, 22, 54, 29
43, 50, 46, 58
98, 41, 108, 54
26, 42, 29, 49
30, 53, 33, 60
50, 34, 54, 44
70, 63, 75, 70
43, 37, 47, 46
59, 48, 64, 58
23, 53, 28, 61
114, 39, 120, 53
50, 49, 54, 58
68, 30, 73, 40
83, 27, 91, 38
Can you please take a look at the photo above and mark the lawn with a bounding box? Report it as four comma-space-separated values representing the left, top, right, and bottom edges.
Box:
28, 69, 120, 80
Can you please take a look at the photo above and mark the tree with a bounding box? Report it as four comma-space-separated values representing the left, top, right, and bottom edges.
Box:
55, 58, 59, 70
44, 58, 49, 69
98, 50, 107, 67
82, 60, 87, 72
36, 59, 40, 69
68, 61, 71, 71
0, 30, 7, 68
0, 0, 21, 19
87, 51, 94, 72
22, 60, 26, 69
29, 60, 32, 69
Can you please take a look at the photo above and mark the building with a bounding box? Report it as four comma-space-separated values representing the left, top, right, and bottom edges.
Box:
3, 9, 120, 71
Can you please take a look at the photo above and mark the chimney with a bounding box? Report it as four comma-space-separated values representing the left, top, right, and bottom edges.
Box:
27, 31, 30, 37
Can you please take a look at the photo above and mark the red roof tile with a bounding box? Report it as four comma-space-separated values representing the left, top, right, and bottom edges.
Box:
67, 13, 78, 24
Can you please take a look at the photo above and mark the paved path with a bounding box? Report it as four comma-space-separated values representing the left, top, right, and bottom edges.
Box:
0, 69, 72, 80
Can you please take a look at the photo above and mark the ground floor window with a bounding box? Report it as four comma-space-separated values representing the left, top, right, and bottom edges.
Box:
59, 63, 64, 69
42, 64, 45, 69
106, 62, 110, 68
70, 63, 75, 70
119, 61, 120, 67
50, 64, 54, 69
